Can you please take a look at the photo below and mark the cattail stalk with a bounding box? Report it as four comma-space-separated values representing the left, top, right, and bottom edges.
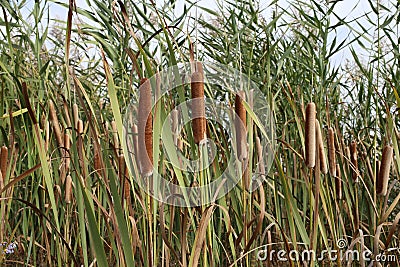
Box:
49, 100, 63, 147
118, 154, 130, 200
65, 174, 73, 204
63, 101, 72, 128
316, 120, 327, 174
191, 72, 206, 144
171, 109, 179, 146
111, 120, 119, 150
327, 127, 336, 176
335, 164, 342, 199
377, 145, 393, 196
350, 141, 358, 182
235, 91, 247, 161
138, 78, 153, 176
60, 133, 71, 184
305, 102, 316, 168
256, 136, 265, 176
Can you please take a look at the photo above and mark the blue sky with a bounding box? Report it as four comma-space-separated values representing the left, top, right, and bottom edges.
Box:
18, 0, 375, 67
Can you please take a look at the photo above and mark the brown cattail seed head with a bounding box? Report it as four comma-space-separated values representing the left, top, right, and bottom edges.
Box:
335, 164, 342, 199
235, 91, 247, 161
377, 145, 393, 196
350, 141, 358, 182
327, 127, 336, 176
65, 174, 73, 204
191, 72, 206, 140
138, 78, 153, 176
77, 119, 84, 135
93, 143, 101, 176
305, 102, 316, 168
0, 145, 8, 179
316, 120, 328, 174
49, 100, 63, 147
191, 71, 206, 144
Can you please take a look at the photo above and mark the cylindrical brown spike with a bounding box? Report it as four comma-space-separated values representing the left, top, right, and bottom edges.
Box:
191, 72, 206, 144
305, 102, 316, 168
73, 103, 79, 130
327, 127, 336, 176
316, 120, 327, 174
350, 141, 358, 182
65, 174, 73, 204
49, 100, 64, 147
235, 91, 247, 161
138, 78, 153, 176
335, 164, 342, 200
77, 119, 84, 135
377, 145, 393, 196
0, 146, 8, 179
94, 142, 101, 176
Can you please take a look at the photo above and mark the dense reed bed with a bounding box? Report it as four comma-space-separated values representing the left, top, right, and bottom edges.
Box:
0, 0, 399, 266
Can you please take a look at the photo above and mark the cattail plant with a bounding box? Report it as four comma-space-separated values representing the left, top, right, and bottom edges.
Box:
195, 61, 203, 74
327, 127, 336, 176
73, 103, 79, 130
0, 146, 7, 191
305, 102, 316, 168
256, 136, 265, 176
0, 145, 8, 179
118, 154, 130, 200
335, 163, 342, 199
316, 120, 327, 174
93, 142, 102, 176
235, 91, 247, 161
111, 120, 119, 151
350, 141, 359, 182
377, 145, 393, 196
60, 133, 71, 184
191, 71, 206, 144
65, 174, 73, 204
49, 100, 63, 147
171, 109, 179, 146
137, 78, 153, 176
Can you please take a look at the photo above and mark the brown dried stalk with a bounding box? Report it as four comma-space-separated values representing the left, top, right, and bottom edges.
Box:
327, 127, 336, 176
